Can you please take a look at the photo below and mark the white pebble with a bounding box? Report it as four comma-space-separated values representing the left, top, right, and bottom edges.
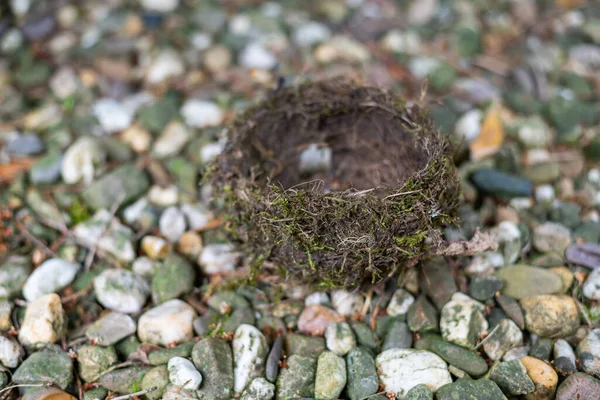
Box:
146, 50, 185, 84
0, 335, 23, 368
93, 99, 133, 134
299, 144, 332, 174
239, 42, 277, 70
160, 207, 187, 243
138, 299, 196, 345
455, 109, 483, 143
180, 100, 223, 128
386, 289, 415, 317
305, 292, 330, 306
18, 294, 67, 348
331, 290, 364, 316
148, 185, 179, 207
198, 243, 239, 274
535, 184, 555, 204
61, 137, 106, 185
168, 356, 202, 390
93, 269, 150, 314
23, 258, 80, 302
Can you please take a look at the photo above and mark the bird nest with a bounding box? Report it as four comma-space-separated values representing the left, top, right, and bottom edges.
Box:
211, 79, 460, 288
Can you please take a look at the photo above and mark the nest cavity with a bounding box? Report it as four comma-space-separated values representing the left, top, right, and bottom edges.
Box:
211, 79, 459, 288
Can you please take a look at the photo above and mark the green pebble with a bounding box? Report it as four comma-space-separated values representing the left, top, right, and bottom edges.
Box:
140, 365, 169, 400
152, 253, 196, 304
148, 341, 195, 365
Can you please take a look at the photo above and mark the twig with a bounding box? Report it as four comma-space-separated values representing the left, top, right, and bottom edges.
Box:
61, 285, 92, 304
110, 387, 157, 400
14, 219, 57, 257
90, 360, 134, 382
0, 383, 53, 396
84, 194, 125, 270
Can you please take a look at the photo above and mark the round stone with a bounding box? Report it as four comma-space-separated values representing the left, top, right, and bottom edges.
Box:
93, 269, 150, 314
324, 322, 356, 356
23, 258, 80, 302
168, 356, 202, 390
520, 295, 580, 337
138, 299, 197, 345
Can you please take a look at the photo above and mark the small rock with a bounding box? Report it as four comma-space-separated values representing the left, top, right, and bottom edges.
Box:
381, 30, 422, 55
121, 124, 152, 153
325, 322, 356, 356
148, 341, 194, 365
276, 355, 316, 399
83, 387, 107, 400
577, 328, 600, 378
533, 222, 572, 254
407, 0, 439, 25
346, 347, 379, 400
198, 243, 239, 274
583, 268, 600, 300
82, 164, 149, 211
18, 293, 67, 348
193, 338, 234, 400
416, 335, 488, 377
0, 256, 31, 299
241, 377, 275, 400
74, 211, 136, 263
407, 295, 439, 333
504, 345, 530, 361
299, 144, 332, 173
490, 359, 535, 396
99, 366, 151, 394
376, 348, 451, 396
23, 258, 80, 302
331, 290, 364, 316
471, 169, 533, 198
495, 265, 563, 299
239, 42, 277, 70
180, 99, 223, 128
50, 67, 78, 99
203, 45, 232, 73
535, 184, 556, 204
496, 295, 525, 329
161, 384, 196, 400
0, 301, 12, 330
420, 257, 457, 309
153, 122, 190, 159
93, 269, 150, 314
138, 299, 196, 345
167, 357, 202, 390
181, 203, 214, 230
5, 133, 44, 156
350, 321, 378, 351
85, 312, 136, 346
518, 116, 552, 148
520, 295, 580, 337
556, 372, 600, 400
152, 253, 195, 304
265, 336, 282, 383
382, 320, 413, 351
529, 337, 554, 361
159, 207, 186, 243
469, 276, 503, 301
386, 289, 415, 317
455, 109, 483, 143
141, 236, 169, 260
140, 0, 179, 12
146, 50, 185, 84
298, 305, 340, 335
233, 324, 269, 394
554, 339, 577, 376
148, 185, 179, 208
0, 335, 23, 368
314, 351, 346, 400
405, 383, 433, 400
141, 365, 169, 400
305, 291, 330, 306
440, 293, 488, 348
77, 345, 118, 382
285, 333, 325, 359
61, 137, 106, 185
29, 150, 63, 184
482, 319, 523, 361
13, 345, 73, 390
520, 356, 558, 400
436, 379, 506, 400
493, 221, 522, 264
93, 98, 133, 134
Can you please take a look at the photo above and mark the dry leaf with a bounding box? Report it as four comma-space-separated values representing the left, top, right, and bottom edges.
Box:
556, 0, 587, 9
434, 229, 498, 256
0, 158, 36, 183
469, 103, 504, 161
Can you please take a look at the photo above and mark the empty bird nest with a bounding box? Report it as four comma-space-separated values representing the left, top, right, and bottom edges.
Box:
211, 79, 462, 288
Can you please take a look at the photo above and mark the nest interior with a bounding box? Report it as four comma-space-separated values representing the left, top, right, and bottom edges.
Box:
212, 79, 459, 288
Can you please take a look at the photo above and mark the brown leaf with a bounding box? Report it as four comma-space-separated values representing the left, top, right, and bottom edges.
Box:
0, 158, 36, 183
469, 103, 504, 161
434, 229, 498, 256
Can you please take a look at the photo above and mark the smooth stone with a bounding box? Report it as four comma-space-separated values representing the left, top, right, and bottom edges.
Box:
99, 366, 151, 394
435, 379, 506, 400
233, 324, 268, 394
148, 341, 195, 365
74, 211, 136, 263
350, 321, 378, 351
490, 359, 535, 396
207, 291, 250, 312
239, 42, 277, 70
241, 377, 275, 400
297, 305, 340, 335
325, 322, 356, 356
420, 257, 457, 309
520, 295, 580, 337
29, 150, 63, 184
556, 372, 600, 400
577, 328, 600, 378
345, 347, 379, 400
19, 293, 67, 348
293, 21, 331, 47
138, 299, 196, 345
145, 50, 184, 84
471, 169, 533, 198
13, 346, 73, 390
159, 207, 186, 243
192, 338, 234, 399
285, 333, 325, 359
533, 222, 572, 254
82, 164, 149, 211
76, 345, 118, 382
276, 355, 316, 399
376, 348, 451, 396
521, 356, 558, 400
266, 336, 283, 383
482, 319, 523, 361
222, 307, 255, 334
0, 335, 23, 368
180, 99, 223, 128
299, 144, 332, 174
0, 256, 31, 299
83, 387, 108, 400
583, 268, 600, 300
61, 137, 106, 185
5, 133, 44, 156
407, 295, 439, 333
167, 357, 202, 390
495, 265, 563, 299
314, 351, 346, 400
496, 295, 525, 329
141, 236, 169, 260
549, 266, 574, 293
454, 109, 483, 142
152, 122, 190, 159
85, 312, 136, 346
440, 293, 488, 348
382, 320, 413, 351
405, 383, 433, 400
114, 336, 140, 359
141, 365, 169, 400
198, 243, 239, 274
529, 337, 553, 361
93, 269, 149, 314
554, 339, 577, 376
161, 383, 196, 400
93, 98, 133, 134
493, 221, 521, 264
133, 257, 162, 279
417, 335, 488, 377
23, 258, 80, 302
386, 289, 415, 317
331, 290, 364, 317
470, 276, 504, 301
152, 253, 195, 304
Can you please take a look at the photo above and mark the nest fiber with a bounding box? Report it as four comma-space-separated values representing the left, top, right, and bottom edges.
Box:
212, 79, 459, 288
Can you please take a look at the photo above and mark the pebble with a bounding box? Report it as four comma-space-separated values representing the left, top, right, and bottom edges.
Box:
167, 357, 202, 390
233, 324, 269, 394
77, 345, 118, 382
153, 121, 189, 159
420, 257, 457, 309
469, 275, 503, 301
49, 67, 78, 99
0, 335, 23, 368
5, 133, 44, 156
293, 22, 331, 47
454, 109, 483, 142
93, 269, 150, 314
331, 290, 364, 316
533, 222, 572, 254
152, 253, 195, 304
0, 301, 12, 330
376, 348, 452, 396
521, 355, 559, 400
61, 137, 106, 185
482, 318, 523, 361
325, 322, 356, 356
18, 293, 67, 348
314, 351, 346, 400
407, 294, 439, 333
440, 293, 488, 348
495, 265, 563, 299
276, 355, 316, 399
81, 164, 150, 211
520, 294, 580, 337
239, 42, 277, 69
138, 299, 196, 345
177, 231, 203, 258
297, 304, 340, 335
181, 203, 214, 230
146, 50, 185, 84
494, 221, 522, 264
381, 30, 422, 54
140, 0, 179, 12
148, 185, 179, 207
159, 207, 187, 243
203, 45, 232, 73
198, 243, 239, 274
161, 383, 196, 400
556, 372, 600, 400
85, 312, 136, 345
577, 329, 600, 378
93, 98, 133, 134
29, 150, 63, 184
386, 288, 415, 317
12, 345, 73, 390
299, 144, 332, 173
471, 168, 533, 198
416, 335, 488, 377
241, 377, 275, 400
496, 295, 525, 329
23, 258, 80, 302
382, 320, 413, 351
436, 379, 506, 400
141, 365, 169, 400
148, 341, 194, 365
583, 268, 600, 300
99, 365, 151, 394
553, 339, 577, 376
346, 347, 379, 400
490, 359, 535, 396
285, 333, 325, 359
518, 116, 552, 148
180, 99, 223, 128
192, 338, 234, 400
141, 236, 169, 260
265, 336, 283, 383
0, 256, 31, 299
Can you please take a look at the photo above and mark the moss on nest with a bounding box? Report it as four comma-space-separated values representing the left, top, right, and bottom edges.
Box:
211, 79, 460, 288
